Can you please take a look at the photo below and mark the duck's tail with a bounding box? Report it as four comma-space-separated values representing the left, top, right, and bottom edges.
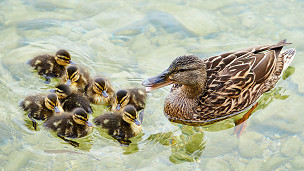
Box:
281, 48, 296, 72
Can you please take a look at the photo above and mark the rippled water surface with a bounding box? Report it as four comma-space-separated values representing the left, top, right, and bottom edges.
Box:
1, 0, 304, 170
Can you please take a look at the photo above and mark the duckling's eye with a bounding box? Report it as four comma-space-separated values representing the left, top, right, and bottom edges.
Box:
57, 55, 70, 61
48, 101, 55, 107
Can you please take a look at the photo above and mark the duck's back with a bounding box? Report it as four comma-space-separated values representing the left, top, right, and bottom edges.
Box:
194, 41, 294, 123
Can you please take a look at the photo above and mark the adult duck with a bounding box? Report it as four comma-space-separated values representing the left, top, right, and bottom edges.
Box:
142, 40, 295, 126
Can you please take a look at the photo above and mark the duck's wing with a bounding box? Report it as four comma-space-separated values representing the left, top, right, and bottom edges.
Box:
201, 41, 289, 106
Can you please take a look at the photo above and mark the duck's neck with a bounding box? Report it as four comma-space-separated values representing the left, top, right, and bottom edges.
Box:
181, 83, 205, 99
180, 70, 207, 99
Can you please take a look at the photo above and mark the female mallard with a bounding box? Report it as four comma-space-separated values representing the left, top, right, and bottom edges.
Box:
113, 88, 147, 112
19, 93, 63, 130
51, 84, 93, 114
61, 65, 90, 93
94, 105, 143, 145
43, 108, 93, 147
142, 40, 295, 126
28, 49, 74, 84
85, 76, 115, 106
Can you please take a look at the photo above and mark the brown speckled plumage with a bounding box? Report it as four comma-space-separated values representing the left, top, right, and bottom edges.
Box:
143, 40, 296, 126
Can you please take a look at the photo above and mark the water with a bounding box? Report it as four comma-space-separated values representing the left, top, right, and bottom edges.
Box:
1, 0, 304, 170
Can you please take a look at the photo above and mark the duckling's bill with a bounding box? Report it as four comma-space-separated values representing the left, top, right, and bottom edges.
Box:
134, 119, 141, 126
86, 121, 93, 127
142, 70, 173, 92
66, 79, 72, 86
102, 90, 109, 98
54, 106, 60, 113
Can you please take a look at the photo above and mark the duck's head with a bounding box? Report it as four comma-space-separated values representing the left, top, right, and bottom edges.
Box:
93, 78, 108, 98
114, 90, 130, 111
142, 55, 207, 92
65, 65, 80, 86
55, 49, 75, 66
51, 84, 72, 99
122, 105, 141, 126
45, 93, 61, 113
72, 108, 93, 127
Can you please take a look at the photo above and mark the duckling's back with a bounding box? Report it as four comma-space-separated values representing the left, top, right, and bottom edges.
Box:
62, 93, 93, 114
44, 113, 88, 138
128, 88, 147, 111
20, 95, 54, 120
29, 55, 65, 77
94, 113, 134, 139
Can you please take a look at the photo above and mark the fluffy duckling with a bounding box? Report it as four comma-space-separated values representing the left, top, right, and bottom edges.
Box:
113, 88, 147, 112
85, 77, 115, 106
94, 105, 143, 145
19, 93, 63, 130
61, 65, 90, 93
43, 108, 93, 147
51, 84, 93, 114
28, 49, 74, 84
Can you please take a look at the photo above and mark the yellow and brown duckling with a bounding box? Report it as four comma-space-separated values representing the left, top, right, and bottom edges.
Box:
43, 108, 93, 147
51, 84, 93, 114
113, 88, 147, 112
28, 49, 75, 84
61, 65, 90, 93
19, 93, 63, 130
142, 39, 296, 126
85, 76, 115, 106
94, 105, 142, 145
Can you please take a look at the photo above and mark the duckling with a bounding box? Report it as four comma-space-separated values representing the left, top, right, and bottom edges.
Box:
43, 108, 93, 147
28, 49, 75, 84
51, 84, 93, 114
113, 88, 147, 112
61, 65, 90, 93
94, 105, 142, 145
19, 93, 63, 130
85, 76, 115, 106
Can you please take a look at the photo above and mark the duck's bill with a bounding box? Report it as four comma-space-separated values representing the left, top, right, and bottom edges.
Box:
54, 106, 60, 113
86, 121, 93, 127
50, 89, 55, 93
134, 119, 141, 126
102, 90, 109, 98
69, 60, 76, 65
142, 70, 173, 92
66, 79, 72, 86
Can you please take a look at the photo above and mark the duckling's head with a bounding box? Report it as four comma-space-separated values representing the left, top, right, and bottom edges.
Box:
93, 78, 108, 98
115, 90, 130, 111
55, 49, 74, 66
45, 93, 61, 113
72, 108, 93, 127
65, 65, 80, 86
122, 105, 141, 126
51, 84, 72, 99
142, 55, 207, 92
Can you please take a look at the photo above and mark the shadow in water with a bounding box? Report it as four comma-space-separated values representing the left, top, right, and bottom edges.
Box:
147, 126, 205, 164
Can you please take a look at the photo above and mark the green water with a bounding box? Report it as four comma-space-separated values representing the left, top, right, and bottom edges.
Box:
1, 0, 304, 170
